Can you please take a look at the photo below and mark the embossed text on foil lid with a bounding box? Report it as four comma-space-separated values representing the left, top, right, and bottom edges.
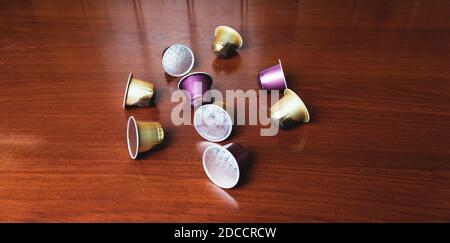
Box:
162, 44, 195, 77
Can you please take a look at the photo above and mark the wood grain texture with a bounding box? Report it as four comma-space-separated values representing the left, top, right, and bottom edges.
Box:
0, 0, 449, 222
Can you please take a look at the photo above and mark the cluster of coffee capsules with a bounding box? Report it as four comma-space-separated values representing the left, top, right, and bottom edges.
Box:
122, 26, 310, 189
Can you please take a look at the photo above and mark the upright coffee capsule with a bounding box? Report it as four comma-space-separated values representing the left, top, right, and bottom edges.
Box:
270, 88, 310, 128
123, 73, 156, 109
178, 72, 213, 107
194, 102, 232, 142
162, 44, 195, 77
212, 26, 243, 58
126, 116, 164, 159
203, 143, 248, 189
257, 59, 288, 90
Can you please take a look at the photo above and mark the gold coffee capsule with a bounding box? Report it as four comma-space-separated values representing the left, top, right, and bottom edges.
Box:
270, 89, 310, 128
213, 101, 226, 110
126, 116, 164, 159
123, 72, 156, 109
212, 26, 243, 58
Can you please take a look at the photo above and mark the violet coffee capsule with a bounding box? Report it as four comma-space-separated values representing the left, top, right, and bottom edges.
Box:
257, 59, 288, 90
202, 143, 248, 189
178, 72, 213, 107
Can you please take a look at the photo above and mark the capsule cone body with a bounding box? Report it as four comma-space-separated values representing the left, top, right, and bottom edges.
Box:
178, 72, 213, 107
127, 116, 164, 159
270, 89, 310, 128
257, 59, 288, 90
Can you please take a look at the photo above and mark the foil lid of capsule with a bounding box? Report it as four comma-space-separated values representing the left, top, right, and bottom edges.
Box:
194, 103, 233, 142
162, 44, 195, 77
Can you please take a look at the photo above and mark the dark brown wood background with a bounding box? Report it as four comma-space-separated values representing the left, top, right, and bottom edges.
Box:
0, 0, 449, 222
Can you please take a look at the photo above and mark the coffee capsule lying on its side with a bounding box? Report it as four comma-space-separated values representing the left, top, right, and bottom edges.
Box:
178, 72, 213, 107
126, 116, 164, 159
212, 26, 243, 58
203, 143, 248, 189
257, 59, 288, 90
270, 88, 310, 128
194, 102, 233, 142
123, 72, 156, 109
162, 44, 195, 77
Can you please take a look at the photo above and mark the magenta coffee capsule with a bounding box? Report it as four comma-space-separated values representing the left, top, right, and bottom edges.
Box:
178, 72, 213, 107
257, 59, 288, 90
161, 44, 195, 77
202, 143, 248, 189
194, 103, 233, 142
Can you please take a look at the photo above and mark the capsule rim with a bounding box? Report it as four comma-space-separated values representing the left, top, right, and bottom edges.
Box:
127, 116, 140, 160
278, 59, 288, 90
122, 72, 133, 109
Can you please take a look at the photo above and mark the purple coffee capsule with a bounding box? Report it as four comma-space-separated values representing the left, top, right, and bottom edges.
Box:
257, 59, 288, 90
178, 72, 213, 107
202, 143, 249, 189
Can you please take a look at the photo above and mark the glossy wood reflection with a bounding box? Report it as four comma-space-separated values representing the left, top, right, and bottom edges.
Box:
0, 0, 449, 222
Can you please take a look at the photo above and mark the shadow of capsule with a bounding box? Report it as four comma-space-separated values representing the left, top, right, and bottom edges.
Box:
212, 52, 242, 75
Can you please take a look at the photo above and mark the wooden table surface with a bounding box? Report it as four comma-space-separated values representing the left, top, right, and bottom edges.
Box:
0, 0, 449, 222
